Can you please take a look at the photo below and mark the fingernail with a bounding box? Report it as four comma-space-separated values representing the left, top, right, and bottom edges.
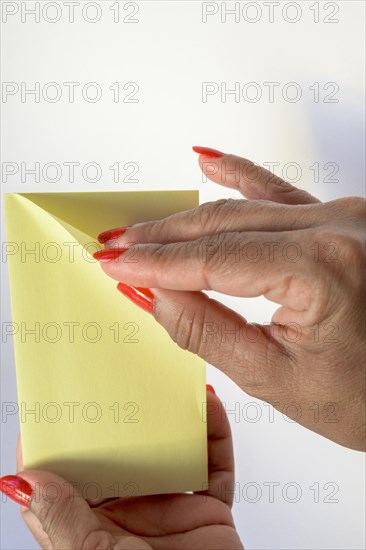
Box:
117, 283, 154, 314
98, 227, 129, 244
206, 384, 216, 395
0, 475, 32, 507
93, 248, 129, 262
192, 146, 225, 158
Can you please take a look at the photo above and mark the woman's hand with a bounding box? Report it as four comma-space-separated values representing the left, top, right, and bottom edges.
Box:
0, 389, 243, 550
95, 148, 366, 451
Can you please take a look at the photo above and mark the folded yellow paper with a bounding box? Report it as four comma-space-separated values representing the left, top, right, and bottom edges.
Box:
4, 191, 207, 499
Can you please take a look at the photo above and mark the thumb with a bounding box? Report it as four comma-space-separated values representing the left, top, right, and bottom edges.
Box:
0, 470, 108, 549
1, 471, 152, 549
152, 288, 290, 397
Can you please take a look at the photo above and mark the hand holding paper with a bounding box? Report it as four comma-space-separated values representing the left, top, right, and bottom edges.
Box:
93, 149, 366, 452
0, 390, 243, 550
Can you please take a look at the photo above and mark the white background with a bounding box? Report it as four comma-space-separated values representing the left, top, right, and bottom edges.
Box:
1, 1, 365, 549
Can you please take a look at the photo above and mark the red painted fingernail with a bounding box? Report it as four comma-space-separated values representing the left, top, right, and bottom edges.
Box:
117, 283, 154, 314
192, 146, 225, 158
206, 384, 216, 395
98, 227, 129, 244
0, 475, 32, 507
93, 248, 129, 262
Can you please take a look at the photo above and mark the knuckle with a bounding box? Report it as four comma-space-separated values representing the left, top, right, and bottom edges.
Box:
339, 235, 365, 266
246, 198, 272, 209
315, 229, 364, 267
37, 492, 76, 538
199, 233, 225, 284
148, 241, 180, 269
333, 196, 365, 215
199, 231, 247, 290
129, 221, 153, 242
324, 197, 366, 231
195, 199, 237, 231
151, 213, 178, 240
260, 169, 289, 196
169, 304, 206, 355
301, 227, 365, 316
268, 172, 291, 190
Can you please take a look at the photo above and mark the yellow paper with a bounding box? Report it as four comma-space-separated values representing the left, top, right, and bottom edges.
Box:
4, 191, 207, 499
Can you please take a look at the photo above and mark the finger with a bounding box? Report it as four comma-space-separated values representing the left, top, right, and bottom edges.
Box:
15, 435, 53, 549
196, 150, 320, 205
198, 389, 235, 507
96, 231, 318, 320
100, 199, 322, 249
2, 469, 116, 549
152, 288, 291, 401
20, 503, 53, 550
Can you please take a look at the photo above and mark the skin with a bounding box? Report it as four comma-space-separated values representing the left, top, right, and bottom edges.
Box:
99, 152, 366, 451
16, 392, 244, 549
13, 152, 365, 549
